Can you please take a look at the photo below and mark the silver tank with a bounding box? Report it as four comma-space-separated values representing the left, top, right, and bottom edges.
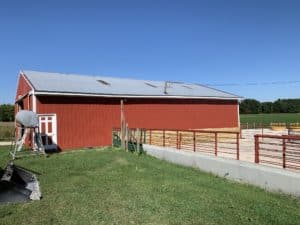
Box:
15, 110, 39, 128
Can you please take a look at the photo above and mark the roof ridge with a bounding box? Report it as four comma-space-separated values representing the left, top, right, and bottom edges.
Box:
22, 70, 199, 86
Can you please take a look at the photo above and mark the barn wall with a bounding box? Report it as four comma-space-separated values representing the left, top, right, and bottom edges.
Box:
36, 97, 120, 150
124, 98, 238, 130
22, 95, 32, 110
36, 96, 238, 150
15, 74, 32, 100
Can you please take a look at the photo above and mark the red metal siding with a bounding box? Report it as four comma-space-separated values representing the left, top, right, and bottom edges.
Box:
124, 99, 238, 130
36, 97, 120, 150
22, 95, 32, 110
36, 96, 238, 151
15, 74, 32, 100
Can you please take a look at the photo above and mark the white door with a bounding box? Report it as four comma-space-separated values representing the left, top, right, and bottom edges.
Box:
38, 114, 57, 150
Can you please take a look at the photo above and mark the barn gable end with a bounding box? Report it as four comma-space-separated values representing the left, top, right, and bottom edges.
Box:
15, 73, 36, 111
15, 73, 33, 101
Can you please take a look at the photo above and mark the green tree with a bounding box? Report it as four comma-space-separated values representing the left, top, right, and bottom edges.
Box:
241, 98, 300, 114
0, 104, 15, 121
239, 99, 261, 114
261, 102, 273, 113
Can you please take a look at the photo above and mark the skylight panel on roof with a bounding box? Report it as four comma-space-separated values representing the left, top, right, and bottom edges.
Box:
97, 80, 110, 86
182, 85, 193, 89
145, 82, 158, 88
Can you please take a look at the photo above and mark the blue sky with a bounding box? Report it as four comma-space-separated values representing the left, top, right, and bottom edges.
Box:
0, 0, 300, 103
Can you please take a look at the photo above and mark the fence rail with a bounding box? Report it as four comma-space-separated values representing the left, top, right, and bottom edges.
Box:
113, 127, 300, 170
113, 128, 240, 160
241, 122, 300, 130
254, 134, 300, 170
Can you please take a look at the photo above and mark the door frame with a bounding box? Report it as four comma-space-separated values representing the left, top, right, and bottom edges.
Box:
38, 114, 57, 150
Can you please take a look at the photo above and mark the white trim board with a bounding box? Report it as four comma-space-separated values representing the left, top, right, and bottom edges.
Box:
34, 91, 241, 101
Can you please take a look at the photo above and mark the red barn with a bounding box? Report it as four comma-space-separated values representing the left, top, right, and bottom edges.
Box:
15, 70, 241, 151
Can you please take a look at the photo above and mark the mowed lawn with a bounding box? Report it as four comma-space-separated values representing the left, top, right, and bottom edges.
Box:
0, 146, 299, 225
240, 113, 300, 124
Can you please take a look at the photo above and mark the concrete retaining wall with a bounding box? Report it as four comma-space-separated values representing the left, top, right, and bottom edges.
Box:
143, 144, 300, 197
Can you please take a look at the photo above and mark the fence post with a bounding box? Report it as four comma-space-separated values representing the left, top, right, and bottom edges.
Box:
140, 129, 143, 144
137, 128, 140, 153
125, 124, 129, 151
254, 135, 259, 163
176, 130, 179, 149
112, 129, 114, 147
120, 99, 125, 149
282, 138, 286, 169
179, 133, 182, 149
239, 127, 242, 139
193, 131, 196, 152
236, 133, 240, 160
214, 133, 218, 156
163, 130, 165, 147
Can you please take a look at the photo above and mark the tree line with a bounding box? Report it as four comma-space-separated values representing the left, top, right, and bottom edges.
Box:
0, 104, 15, 122
239, 99, 300, 114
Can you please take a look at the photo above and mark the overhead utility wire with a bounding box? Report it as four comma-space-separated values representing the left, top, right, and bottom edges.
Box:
205, 80, 300, 87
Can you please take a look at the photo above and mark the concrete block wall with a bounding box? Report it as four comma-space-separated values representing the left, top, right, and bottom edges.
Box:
143, 144, 300, 197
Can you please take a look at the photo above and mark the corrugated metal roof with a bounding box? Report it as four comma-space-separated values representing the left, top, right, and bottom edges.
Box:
22, 70, 241, 99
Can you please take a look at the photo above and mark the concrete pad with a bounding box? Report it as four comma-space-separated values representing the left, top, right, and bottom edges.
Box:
238, 129, 288, 163
0, 142, 11, 146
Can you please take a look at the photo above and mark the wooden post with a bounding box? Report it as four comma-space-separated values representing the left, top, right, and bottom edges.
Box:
282, 139, 286, 168
120, 99, 125, 149
140, 129, 143, 144
254, 135, 259, 163
193, 131, 196, 152
239, 127, 242, 139
125, 124, 128, 151
214, 133, 218, 156
176, 130, 179, 149
149, 130, 152, 145
179, 133, 182, 149
111, 130, 113, 147
236, 133, 240, 160
137, 128, 140, 153
163, 130, 165, 147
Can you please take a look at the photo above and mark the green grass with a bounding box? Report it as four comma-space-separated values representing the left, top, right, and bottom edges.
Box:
0, 146, 299, 225
0, 122, 14, 126
0, 122, 14, 141
240, 113, 300, 125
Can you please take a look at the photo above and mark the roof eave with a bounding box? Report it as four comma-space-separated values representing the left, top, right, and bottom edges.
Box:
34, 91, 242, 101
